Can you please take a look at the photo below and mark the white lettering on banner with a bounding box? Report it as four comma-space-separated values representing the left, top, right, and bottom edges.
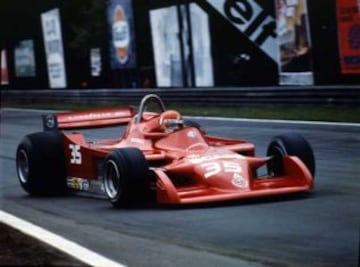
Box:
69, 144, 82, 165
113, 21, 130, 48
41, 8, 67, 88
91, 48, 102, 77
206, 0, 278, 62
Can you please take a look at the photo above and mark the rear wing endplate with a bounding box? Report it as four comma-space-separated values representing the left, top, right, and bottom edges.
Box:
42, 107, 135, 131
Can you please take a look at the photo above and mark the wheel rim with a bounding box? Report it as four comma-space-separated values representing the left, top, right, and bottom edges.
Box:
268, 145, 285, 176
17, 149, 29, 184
104, 160, 122, 199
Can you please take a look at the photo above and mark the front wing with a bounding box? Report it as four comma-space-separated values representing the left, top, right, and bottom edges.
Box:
153, 156, 313, 204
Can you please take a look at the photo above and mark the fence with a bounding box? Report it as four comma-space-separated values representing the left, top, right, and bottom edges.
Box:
2, 86, 360, 105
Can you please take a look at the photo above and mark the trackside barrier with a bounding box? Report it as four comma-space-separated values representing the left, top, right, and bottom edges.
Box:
1, 86, 360, 105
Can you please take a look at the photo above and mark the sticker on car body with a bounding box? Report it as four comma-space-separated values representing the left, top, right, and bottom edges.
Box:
188, 153, 244, 164
66, 177, 89, 190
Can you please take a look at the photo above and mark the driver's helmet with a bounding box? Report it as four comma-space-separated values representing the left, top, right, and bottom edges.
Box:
159, 110, 183, 131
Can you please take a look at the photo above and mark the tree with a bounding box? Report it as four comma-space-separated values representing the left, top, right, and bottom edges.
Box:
67, 0, 108, 52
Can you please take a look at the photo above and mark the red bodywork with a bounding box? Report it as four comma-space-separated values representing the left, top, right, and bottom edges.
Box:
49, 105, 313, 204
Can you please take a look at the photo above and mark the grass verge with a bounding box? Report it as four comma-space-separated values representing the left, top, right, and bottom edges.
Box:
2, 101, 360, 123
0, 223, 87, 266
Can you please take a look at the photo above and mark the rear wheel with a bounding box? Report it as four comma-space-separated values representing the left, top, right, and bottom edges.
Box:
267, 133, 315, 177
103, 148, 150, 207
16, 132, 67, 196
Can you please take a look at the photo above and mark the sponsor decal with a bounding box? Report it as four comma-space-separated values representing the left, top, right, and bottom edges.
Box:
187, 130, 198, 138
232, 173, 249, 188
188, 153, 244, 164
67, 177, 90, 191
130, 138, 145, 144
63, 111, 126, 122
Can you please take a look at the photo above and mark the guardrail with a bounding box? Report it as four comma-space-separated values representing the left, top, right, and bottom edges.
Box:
2, 86, 360, 105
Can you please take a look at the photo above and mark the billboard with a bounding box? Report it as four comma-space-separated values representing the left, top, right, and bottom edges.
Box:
1, 49, 9, 85
90, 48, 102, 77
150, 4, 214, 87
337, 0, 360, 74
189, 3, 214, 87
207, 0, 279, 62
14, 40, 36, 77
107, 0, 136, 69
276, 0, 313, 85
150, 6, 182, 87
41, 8, 67, 88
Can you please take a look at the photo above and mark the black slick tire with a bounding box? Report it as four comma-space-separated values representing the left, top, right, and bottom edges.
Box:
267, 133, 315, 178
16, 132, 67, 196
103, 148, 150, 207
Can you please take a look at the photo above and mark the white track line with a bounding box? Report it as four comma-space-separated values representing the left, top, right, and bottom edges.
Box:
0, 210, 126, 267
186, 116, 360, 127
1, 107, 64, 113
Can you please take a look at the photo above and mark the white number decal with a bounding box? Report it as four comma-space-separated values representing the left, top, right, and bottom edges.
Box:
201, 161, 242, 178
223, 161, 242, 173
201, 162, 222, 178
69, 144, 82, 165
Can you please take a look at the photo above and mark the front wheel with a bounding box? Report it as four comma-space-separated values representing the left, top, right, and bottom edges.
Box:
103, 148, 150, 207
267, 133, 315, 178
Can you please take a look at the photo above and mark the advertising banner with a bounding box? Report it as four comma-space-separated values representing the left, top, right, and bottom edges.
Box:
276, 0, 313, 85
1, 49, 9, 85
107, 0, 136, 69
150, 4, 214, 87
189, 3, 214, 87
41, 8, 67, 89
337, 0, 360, 74
90, 48, 102, 77
150, 6, 182, 87
14, 40, 36, 77
206, 0, 279, 62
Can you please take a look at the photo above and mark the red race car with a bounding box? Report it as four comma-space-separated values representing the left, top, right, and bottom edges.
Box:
16, 94, 315, 206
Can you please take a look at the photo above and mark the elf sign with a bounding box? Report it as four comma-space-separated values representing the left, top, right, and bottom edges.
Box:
207, 0, 278, 62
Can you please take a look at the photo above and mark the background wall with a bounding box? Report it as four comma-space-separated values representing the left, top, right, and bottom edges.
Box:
1, 0, 359, 89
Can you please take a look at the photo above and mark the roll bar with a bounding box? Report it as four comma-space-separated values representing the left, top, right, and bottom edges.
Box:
136, 94, 166, 124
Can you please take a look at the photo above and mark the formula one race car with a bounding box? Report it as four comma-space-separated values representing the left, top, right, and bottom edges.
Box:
16, 94, 315, 206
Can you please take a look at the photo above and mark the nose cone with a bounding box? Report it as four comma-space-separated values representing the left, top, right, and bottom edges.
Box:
194, 159, 250, 190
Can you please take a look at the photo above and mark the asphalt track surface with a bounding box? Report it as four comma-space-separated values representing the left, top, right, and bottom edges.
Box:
1, 108, 359, 267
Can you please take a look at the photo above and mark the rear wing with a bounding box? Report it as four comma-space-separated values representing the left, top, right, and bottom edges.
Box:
42, 107, 135, 131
